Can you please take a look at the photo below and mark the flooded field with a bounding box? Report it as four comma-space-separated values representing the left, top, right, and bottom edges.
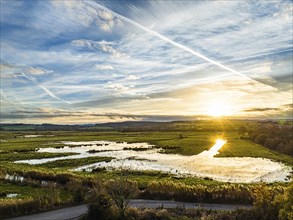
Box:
14, 140, 292, 183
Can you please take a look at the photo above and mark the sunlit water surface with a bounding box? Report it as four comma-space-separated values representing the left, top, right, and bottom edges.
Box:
14, 140, 292, 183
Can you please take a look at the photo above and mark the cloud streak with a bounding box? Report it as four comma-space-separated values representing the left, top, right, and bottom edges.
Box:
20, 72, 71, 104
1, 0, 292, 123
93, 2, 274, 88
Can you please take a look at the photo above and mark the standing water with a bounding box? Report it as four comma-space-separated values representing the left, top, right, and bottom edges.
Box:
14, 140, 292, 183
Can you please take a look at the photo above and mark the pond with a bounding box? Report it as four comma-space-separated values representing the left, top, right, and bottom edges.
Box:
14, 140, 292, 183
23, 135, 54, 138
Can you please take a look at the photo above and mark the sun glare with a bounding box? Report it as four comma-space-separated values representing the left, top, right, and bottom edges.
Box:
207, 102, 232, 117
197, 139, 227, 158
208, 139, 227, 156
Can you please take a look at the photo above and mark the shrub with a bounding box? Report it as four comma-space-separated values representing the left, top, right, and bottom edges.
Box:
87, 195, 116, 220
0, 198, 39, 218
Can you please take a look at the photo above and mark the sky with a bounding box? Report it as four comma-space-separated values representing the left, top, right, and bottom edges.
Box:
0, 0, 292, 124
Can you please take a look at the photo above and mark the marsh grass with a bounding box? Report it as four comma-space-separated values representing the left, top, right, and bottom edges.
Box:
37, 156, 113, 169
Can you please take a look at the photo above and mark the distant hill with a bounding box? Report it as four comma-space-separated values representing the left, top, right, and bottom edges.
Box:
0, 121, 175, 131
1, 119, 292, 132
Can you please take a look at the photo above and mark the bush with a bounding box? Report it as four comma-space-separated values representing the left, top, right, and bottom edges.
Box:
87, 195, 116, 220
0, 198, 40, 218
66, 179, 86, 203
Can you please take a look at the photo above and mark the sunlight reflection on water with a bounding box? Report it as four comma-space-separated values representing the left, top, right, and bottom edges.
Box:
197, 139, 226, 158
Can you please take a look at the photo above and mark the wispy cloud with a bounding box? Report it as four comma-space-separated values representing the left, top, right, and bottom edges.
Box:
20, 72, 71, 104
1, 62, 71, 104
25, 66, 53, 75
244, 107, 279, 112
71, 39, 126, 58
1, 0, 292, 123
94, 2, 264, 84
95, 64, 114, 70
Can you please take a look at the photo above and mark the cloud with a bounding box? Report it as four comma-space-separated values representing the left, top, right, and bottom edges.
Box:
0, 106, 203, 123
20, 71, 71, 104
127, 75, 139, 80
282, 103, 293, 108
50, 0, 121, 31
104, 83, 131, 95
96, 64, 114, 70
98, 9, 114, 21
0, 107, 141, 123
244, 107, 279, 112
72, 39, 126, 58
1, 0, 292, 123
1, 63, 52, 77
242, 103, 293, 118
25, 67, 53, 75
94, 2, 263, 85
0, 61, 70, 104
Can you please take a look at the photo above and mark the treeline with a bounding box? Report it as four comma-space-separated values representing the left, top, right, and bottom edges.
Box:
248, 122, 293, 155
112, 121, 242, 132
0, 120, 257, 132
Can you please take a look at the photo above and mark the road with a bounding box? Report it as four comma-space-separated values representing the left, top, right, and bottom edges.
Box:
6, 205, 88, 220
128, 199, 252, 211
6, 200, 253, 220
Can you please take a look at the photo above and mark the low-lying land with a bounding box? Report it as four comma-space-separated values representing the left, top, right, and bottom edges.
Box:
0, 119, 292, 219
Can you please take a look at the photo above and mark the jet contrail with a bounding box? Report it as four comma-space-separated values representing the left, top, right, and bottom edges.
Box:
21, 72, 71, 104
91, 2, 278, 88
177, 48, 293, 76
222, 48, 293, 64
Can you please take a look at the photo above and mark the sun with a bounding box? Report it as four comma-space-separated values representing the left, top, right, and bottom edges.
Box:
207, 102, 232, 117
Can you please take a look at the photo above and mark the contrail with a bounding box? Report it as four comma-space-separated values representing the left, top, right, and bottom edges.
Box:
222, 48, 293, 64
176, 48, 293, 76
20, 72, 71, 104
92, 2, 276, 87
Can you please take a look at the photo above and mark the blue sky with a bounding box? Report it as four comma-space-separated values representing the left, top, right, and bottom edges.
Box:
1, 0, 292, 123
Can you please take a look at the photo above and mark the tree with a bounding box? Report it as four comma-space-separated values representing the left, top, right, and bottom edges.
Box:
264, 138, 275, 149
88, 181, 115, 220
238, 126, 248, 137
87, 195, 113, 220
251, 184, 281, 220
106, 169, 139, 220
277, 182, 293, 220
283, 140, 293, 155
255, 133, 268, 145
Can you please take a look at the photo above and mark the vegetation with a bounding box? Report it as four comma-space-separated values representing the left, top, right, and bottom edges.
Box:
37, 156, 113, 169
248, 121, 293, 155
84, 178, 293, 220
0, 181, 73, 218
0, 119, 292, 219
